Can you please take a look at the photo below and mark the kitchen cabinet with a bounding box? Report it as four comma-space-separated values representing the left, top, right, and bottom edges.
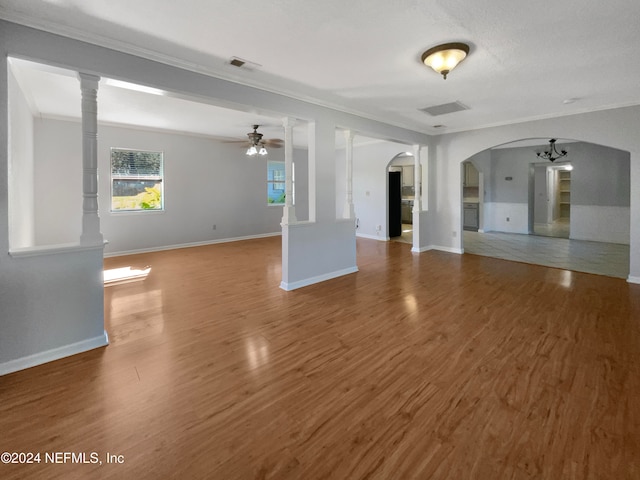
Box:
402, 166, 414, 187
463, 202, 479, 231
401, 200, 413, 224
463, 162, 479, 187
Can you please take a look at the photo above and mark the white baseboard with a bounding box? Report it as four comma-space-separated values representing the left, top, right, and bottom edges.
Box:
0, 330, 109, 376
628, 276, 640, 284
411, 245, 433, 253
430, 245, 464, 254
356, 233, 388, 241
280, 266, 359, 291
104, 232, 281, 257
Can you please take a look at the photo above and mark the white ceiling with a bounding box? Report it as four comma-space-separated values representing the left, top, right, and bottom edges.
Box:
9, 57, 300, 146
3, 0, 640, 140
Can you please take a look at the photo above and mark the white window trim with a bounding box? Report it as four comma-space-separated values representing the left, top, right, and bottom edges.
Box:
110, 148, 165, 213
267, 160, 294, 206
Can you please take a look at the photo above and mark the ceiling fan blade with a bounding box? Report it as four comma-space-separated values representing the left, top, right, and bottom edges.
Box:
264, 138, 284, 147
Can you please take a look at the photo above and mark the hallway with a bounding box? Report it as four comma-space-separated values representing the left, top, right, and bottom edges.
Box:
463, 230, 629, 279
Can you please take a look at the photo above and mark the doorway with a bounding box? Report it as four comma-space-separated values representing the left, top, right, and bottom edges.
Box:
387, 154, 415, 244
532, 164, 572, 239
388, 171, 402, 237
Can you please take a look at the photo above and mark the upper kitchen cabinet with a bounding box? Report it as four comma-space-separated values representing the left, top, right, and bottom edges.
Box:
402, 166, 414, 187
463, 162, 479, 187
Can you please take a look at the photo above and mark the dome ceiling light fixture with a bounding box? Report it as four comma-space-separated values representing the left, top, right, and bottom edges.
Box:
536, 138, 568, 162
421, 42, 470, 80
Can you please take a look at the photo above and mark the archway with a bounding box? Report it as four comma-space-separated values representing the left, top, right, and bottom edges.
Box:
387, 152, 415, 245
460, 138, 630, 278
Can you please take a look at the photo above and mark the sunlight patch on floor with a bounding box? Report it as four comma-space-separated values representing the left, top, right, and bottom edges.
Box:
104, 266, 151, 286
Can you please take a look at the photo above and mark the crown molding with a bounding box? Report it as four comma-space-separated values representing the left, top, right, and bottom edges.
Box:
432, 100, 640, 136
0, 13, 432, 138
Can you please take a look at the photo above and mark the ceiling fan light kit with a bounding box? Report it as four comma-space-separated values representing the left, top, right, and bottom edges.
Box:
422, 42, 470, 79
246, 124, 267, 156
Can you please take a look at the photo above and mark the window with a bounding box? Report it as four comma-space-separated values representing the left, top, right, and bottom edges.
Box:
267, 161, 294, 205
111, 148, 164, 211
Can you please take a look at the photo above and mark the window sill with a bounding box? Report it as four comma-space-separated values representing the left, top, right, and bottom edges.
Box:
109, 209, 165, 216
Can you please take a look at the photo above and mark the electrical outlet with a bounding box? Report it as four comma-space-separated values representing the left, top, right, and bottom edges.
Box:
506, 217, 510, 222
453, 231, 457, 238
376, 225, 382, 231
212, 224, 217, 230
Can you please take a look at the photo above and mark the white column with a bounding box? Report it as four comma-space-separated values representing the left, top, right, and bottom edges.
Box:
281, 117, 297, 225
413, 144, 422, 213
343, 130, 356, 219
78, 73, 103, 246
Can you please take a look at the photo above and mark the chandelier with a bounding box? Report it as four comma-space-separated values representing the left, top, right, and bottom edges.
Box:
536, 139, 567, 162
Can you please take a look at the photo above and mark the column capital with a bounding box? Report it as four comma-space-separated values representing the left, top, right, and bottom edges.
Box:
78, 72, 101, 89
343, 129, 355, 142
282, 116, 297, 128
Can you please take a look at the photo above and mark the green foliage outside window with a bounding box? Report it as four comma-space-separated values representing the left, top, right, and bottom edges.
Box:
111, 148, 163, 211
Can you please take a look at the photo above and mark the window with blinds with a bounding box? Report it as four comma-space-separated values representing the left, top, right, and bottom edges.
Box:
111, 148, 164, 211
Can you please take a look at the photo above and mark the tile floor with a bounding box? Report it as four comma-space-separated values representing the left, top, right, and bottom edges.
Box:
391, 224, 413, 245
463, 230, 630, 279
533, 218, 570, 238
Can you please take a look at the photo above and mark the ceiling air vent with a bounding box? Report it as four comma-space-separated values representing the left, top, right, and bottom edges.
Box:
227, 57, 262, 71
420, 101, 469, 116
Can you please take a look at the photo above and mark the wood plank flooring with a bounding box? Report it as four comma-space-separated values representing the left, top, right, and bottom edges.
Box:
1, 236, 639, 479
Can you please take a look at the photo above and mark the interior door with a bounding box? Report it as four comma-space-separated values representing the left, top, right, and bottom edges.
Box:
388, 171, 402, 237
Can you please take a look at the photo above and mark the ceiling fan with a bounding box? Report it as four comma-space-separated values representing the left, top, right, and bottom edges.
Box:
243, 125, 284, 156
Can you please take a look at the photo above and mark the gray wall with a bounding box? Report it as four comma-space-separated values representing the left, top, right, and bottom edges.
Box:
462, 141, 630, 242
1, 19, 432, 373
34, 118, 309, 254
489, 147, 532, 203
484, 142, 630, 206
534, 165, 547, 224
569, 142, 630, 206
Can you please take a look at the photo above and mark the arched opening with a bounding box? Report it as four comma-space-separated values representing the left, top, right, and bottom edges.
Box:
460, 138, 630, 278
387, 152, 415, 245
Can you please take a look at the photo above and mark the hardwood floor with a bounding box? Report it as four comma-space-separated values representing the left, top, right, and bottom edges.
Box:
1, 236, 639, 479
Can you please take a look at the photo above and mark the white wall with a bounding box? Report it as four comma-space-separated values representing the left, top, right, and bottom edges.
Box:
571, 205, 630, 244
33, 118, 82, 245
8, 66, 35, 249
351, 140, 415, 240
34, 118, 309, 254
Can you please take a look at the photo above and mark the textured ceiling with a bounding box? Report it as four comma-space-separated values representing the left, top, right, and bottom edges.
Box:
2, 0, 640, 138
